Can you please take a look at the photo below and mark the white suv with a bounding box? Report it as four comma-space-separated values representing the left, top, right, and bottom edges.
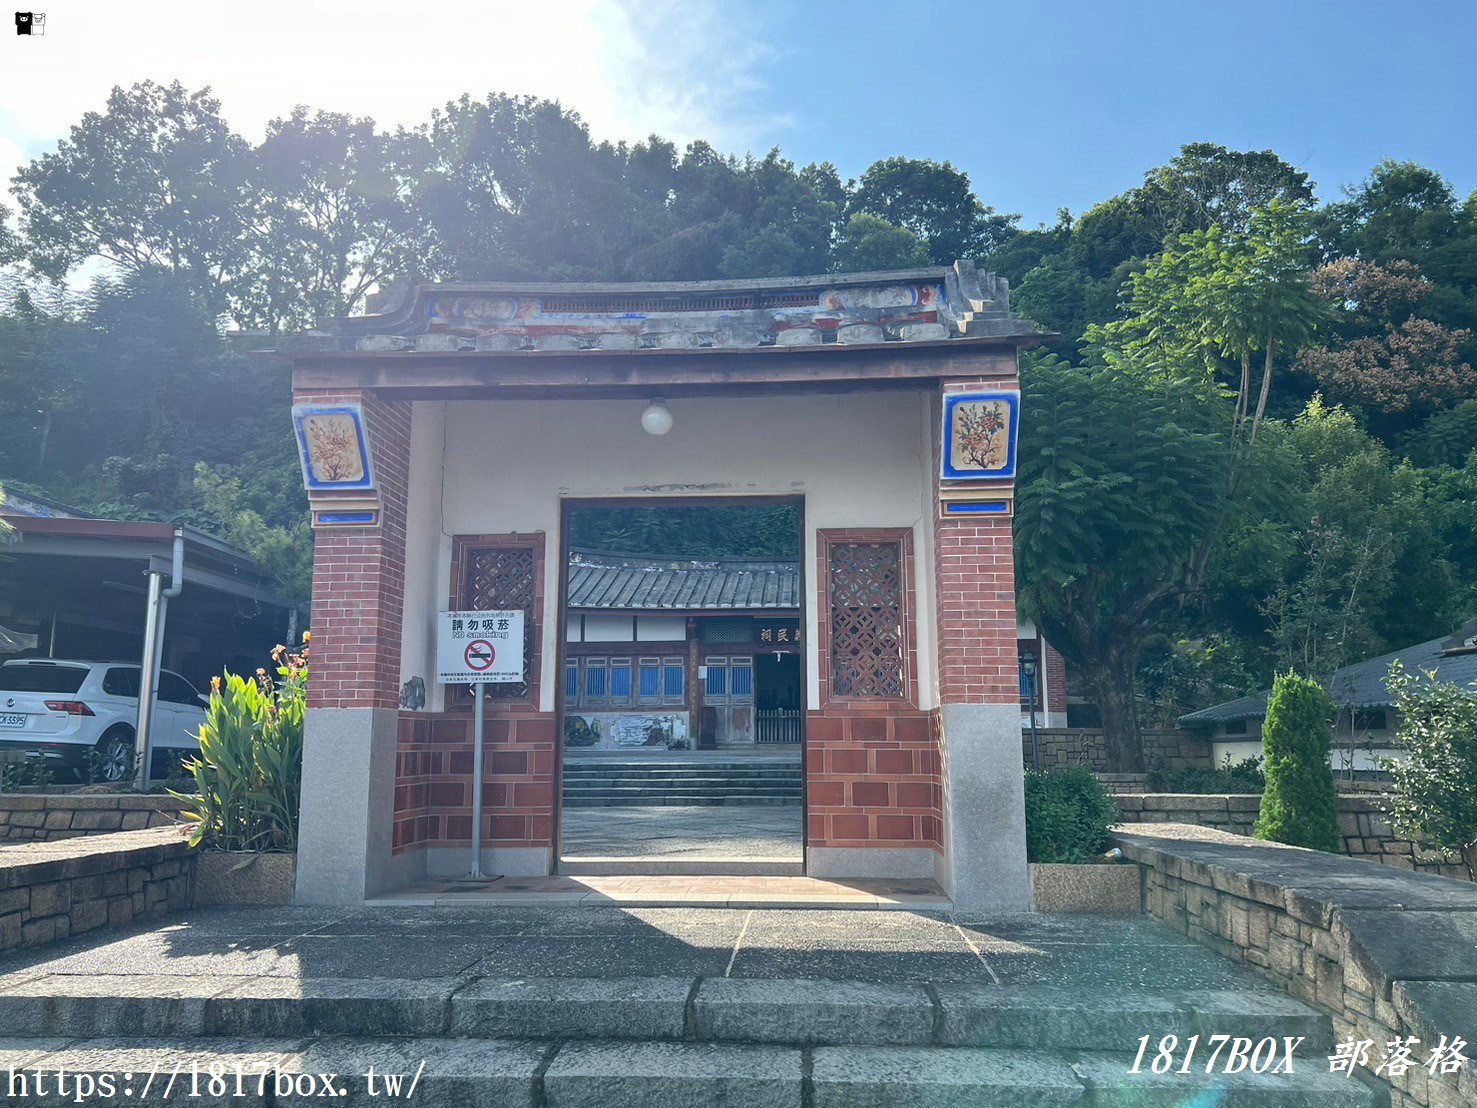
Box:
0, 659, 207, 782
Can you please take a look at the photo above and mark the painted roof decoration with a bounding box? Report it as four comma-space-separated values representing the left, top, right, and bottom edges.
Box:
1179, 617, 1477, 726
566, 550, 800, 611
287, 260, 1039, 354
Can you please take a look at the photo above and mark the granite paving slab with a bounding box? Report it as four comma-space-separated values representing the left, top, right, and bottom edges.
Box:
810, 1045, 1085, 1107
693, 977, 935, 1045
205, 976, 464, 1036
451, 976, 692, 1041
467, 934, 734, 979
543, 1040, 801, 1108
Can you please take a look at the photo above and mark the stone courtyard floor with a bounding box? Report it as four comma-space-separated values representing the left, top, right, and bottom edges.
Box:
0, 904, 1282, 990
0, 905, 1368, 1105
560, 804, 803, 862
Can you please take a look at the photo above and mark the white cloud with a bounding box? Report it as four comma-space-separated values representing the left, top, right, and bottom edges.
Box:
0, 0, 789, 190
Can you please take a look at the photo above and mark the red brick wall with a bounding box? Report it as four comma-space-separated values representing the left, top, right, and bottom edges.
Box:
393, 710, 556, 856
392, 533, 555, 860
1043, 638, 1068, 718
296, 389, 412, 710
933, 378, 1020, 706
805, 711, 942, 850
807, 528, 942, 853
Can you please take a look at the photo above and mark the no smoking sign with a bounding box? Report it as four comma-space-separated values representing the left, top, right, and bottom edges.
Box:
464, 640, 497, 671
437, 610, 526, 684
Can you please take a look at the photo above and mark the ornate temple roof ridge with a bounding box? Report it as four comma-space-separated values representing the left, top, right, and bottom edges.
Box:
289, 259, 1040, 354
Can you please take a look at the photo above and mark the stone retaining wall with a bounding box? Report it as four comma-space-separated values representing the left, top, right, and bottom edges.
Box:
1023, 728, 1212, 771
1115, 792, 1471, 880
0, 827, 194, 953
0, 793, 187, 842
1117, 822, 1477, 1108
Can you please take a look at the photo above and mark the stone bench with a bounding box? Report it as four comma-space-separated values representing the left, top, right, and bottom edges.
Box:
1116, 821, 1477, 1108
0, 826, 194, 951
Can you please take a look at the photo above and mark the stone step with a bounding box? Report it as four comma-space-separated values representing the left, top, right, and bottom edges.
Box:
562, 795, 803, 807
557, 858, 806, 876
558, 768, 803, 774
0, 1038, 1376, 1107
562, 776, 803, 787
0, 975, 1334, 1052
561, 774, 803, 780
561, 791, 797, 797
561, 797, 803, 809
561, 779, 802, 789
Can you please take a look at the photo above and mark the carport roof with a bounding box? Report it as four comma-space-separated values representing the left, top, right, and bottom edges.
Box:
0, 515, 294, 610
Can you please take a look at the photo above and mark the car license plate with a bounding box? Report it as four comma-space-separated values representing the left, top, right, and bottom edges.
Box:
0, 714, 24, 729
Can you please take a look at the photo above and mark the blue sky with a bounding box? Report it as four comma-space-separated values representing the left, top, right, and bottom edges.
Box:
1, 0, 1473, 232
745, 0, 1477, 225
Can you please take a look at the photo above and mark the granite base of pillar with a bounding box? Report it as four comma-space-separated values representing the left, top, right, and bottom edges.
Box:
939, 702, 1031, 913
296, 707, 422, 905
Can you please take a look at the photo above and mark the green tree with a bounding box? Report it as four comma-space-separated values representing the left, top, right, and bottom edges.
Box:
832, 213, 930, 272
1096, 204, 1330, 459
0, 282, 89, 477
1014, 352, 1231, 770
193, 462, 313, 608
236, 107, 423, 331
1254, 671, 1340, 851
12, 81, 254, 311
1139, 143, 1315, 242
1318, 160, 1477, 340
848, 156, 1017, 262
1382, 662, 1477, 877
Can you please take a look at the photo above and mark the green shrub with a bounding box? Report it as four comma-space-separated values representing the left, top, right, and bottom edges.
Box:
173, 642, 305, 852
1254, 671, 1339, 851
1382, 661, 1477, 877
1146, 756, 1265, 794
1024, 766, 1118, 863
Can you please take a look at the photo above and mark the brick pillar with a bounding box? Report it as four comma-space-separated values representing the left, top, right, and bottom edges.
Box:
932, 377, 1031, 912
293, 389, 418, 903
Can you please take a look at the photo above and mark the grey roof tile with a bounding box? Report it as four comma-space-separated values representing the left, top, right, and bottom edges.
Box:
1180, 619, 1477, 725
566, 551, 800, 612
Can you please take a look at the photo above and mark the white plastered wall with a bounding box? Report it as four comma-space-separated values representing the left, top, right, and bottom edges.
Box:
396, 390, 941, 715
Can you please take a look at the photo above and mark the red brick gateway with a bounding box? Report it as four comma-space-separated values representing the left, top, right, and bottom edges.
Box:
274, 261, 1045, 911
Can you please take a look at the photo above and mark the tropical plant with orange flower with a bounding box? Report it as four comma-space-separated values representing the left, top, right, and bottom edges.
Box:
173, 635, 307, 851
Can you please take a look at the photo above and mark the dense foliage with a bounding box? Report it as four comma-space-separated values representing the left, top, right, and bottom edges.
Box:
1254, 672, 1340, 851
1145, 757, 1266, 795
0, 83, 1474, 765
1382, 662, 1477, 878
1023, 766, 1118, 863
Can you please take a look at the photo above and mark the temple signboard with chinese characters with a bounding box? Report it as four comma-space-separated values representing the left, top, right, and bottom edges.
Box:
757, 622, 803, 648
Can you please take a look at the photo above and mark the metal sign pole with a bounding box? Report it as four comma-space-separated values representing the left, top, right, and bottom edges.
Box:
471, 681, 485, 879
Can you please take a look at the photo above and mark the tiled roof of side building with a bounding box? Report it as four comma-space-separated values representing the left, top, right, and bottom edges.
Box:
1179, 617, 1477, 726
278, 259, 1041, 354
565, 550, 800, 611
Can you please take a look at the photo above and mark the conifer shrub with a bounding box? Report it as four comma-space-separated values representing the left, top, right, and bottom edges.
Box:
1253, 671, 1340, 851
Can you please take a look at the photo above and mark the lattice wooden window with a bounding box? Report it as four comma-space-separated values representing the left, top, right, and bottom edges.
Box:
461, 545, 537, 701
828, 541, 906, 700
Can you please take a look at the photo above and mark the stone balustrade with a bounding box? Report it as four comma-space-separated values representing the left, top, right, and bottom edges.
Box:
0, 827, 194, 952
1115, 792, 1472, 880
1117, 822, 1477, 1108
0, 793, 188, 842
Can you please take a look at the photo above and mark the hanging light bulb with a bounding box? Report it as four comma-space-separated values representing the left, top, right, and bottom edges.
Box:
641, 398, 673, 436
